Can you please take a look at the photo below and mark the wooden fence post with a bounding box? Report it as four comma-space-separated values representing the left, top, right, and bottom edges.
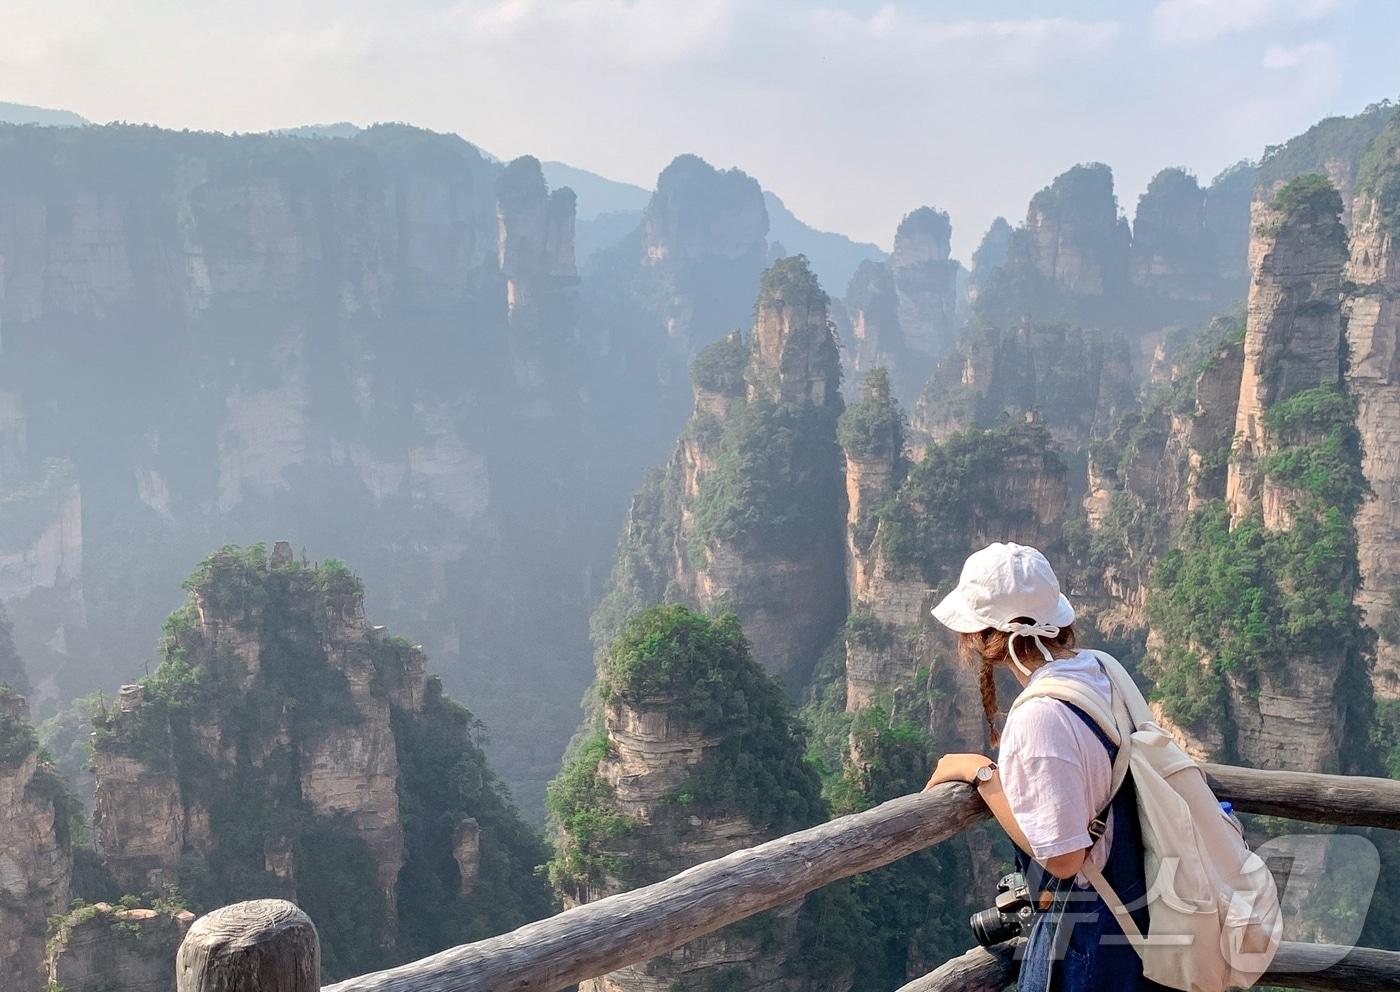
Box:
175, 899, 319, 992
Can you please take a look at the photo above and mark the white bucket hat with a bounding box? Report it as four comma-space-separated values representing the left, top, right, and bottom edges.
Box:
931, 542, 1075, 672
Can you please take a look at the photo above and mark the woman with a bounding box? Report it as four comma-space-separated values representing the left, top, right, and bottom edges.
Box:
923, 542, 1160, 992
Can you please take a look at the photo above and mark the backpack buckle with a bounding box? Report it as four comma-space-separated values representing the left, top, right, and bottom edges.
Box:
1088, 816, 1108, 840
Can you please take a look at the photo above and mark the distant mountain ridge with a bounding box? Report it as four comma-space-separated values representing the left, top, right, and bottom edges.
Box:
541, 161, 650, 217
0, 101, 89, 127
543, 159, 886, 288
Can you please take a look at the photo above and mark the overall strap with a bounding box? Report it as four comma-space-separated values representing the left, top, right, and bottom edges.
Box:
1063, 701, 1117, 757
1061, 702, 1119, 835
1059, 701, 1148, 956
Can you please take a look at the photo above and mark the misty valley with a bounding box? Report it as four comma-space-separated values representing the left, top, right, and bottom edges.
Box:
1, 94, 1399, 991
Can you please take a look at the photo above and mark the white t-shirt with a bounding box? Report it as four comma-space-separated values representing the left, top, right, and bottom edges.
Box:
997, 650, 1114, 875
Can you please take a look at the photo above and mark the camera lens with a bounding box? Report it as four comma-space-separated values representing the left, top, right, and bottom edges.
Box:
969, 908, 1014, 947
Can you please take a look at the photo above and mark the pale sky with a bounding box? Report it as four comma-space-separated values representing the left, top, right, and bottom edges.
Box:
2, 0, 1398, 259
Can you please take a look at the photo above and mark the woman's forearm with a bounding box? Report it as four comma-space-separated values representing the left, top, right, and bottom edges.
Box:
974, 771, 1033, 854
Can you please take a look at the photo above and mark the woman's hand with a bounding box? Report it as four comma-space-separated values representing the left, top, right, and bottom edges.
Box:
923, 753, 993, 790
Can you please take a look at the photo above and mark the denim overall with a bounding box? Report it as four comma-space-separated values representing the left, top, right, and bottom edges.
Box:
1010, 703, 1168, 992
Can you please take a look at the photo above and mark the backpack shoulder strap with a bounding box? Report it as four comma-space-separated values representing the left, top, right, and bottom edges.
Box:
1010, 675, 1121, 744
1084, 649, 1155, 726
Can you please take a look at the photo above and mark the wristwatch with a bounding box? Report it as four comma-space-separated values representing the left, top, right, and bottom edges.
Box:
974, 762, 997, 784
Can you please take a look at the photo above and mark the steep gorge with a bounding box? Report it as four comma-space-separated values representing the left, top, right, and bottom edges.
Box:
0, 124, 613, 816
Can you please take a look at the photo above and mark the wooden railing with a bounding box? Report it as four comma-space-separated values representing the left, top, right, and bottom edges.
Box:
174, 764, 1400, 992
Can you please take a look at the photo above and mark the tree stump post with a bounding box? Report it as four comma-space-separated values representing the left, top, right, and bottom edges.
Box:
176, 899, 320, 992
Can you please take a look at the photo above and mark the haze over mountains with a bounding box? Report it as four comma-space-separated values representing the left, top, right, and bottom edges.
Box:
1, 91, 1400, 990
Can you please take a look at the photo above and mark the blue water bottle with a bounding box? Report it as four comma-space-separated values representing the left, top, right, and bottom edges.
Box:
1220, 801, 1244, 837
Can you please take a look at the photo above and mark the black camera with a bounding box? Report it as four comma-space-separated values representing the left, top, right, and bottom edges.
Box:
969, 871, 1034, 946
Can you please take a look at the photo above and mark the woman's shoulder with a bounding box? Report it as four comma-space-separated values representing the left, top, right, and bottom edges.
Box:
1000, 693, 1083, 751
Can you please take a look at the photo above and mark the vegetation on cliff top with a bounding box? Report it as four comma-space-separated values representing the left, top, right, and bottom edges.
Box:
91, 544, 554, 980
838, 368, 905, 462
874, 420, 1065, 583
1356, 115, 1400, 226
604, 605, 823, 826
550, 605, 823, 895
755, 253, 830, 315
1270, 173, 1346, 228
690, 330, 750, 396
1256, 98, 1396, 192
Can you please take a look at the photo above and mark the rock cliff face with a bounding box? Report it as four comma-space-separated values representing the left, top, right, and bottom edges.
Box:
967, 217, 1014, 304
596, 257, 846, 683
93, 553, 410, 915
837, 363, 1076, 765
1025, 163, 1129, 298
1079, 315, 1246, 639
1344, 119, 1400, 699
498, 155, 579, 336
1205, 162, 1260, 289
836, 209, 962, 406
1131, 169, 1214, 300
0, 123, 608, 814
1141, 177, 1365, 772
0, 455, 86, 695
635, 154, 769, 351
551, 606, 826, 992
576, 697, 800, 992
970, 159, 1252, 340
840, 259, 903, 392
913, 321, 1134, 462
892, 208, 960, 360
0, 687, 74, 991
1226, 180, 1348, 528
89, 543, 553, 980
45, 903, 195, 992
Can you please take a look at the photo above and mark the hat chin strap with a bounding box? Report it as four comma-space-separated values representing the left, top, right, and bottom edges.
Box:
999, 620, 1060, 677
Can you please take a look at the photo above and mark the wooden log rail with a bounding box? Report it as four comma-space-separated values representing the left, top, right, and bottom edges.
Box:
900, 940, 1400, 992
175, 764, 1400, 992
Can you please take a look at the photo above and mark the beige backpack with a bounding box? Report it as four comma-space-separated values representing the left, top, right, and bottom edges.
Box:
1009, 650, 1283, 992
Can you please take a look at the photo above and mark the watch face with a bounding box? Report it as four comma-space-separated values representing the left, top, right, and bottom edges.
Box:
976, 764, 995, 783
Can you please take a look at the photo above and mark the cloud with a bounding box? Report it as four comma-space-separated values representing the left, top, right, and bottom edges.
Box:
2, 0, 1386, 257
1152, 0, 1342, 45
1262, 39, 1335, 68
802, 7, 1121, 76
439, 0, 738, 66
1259, 39, 1341, 100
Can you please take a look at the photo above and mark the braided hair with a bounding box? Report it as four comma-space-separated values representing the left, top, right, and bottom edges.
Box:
957, 618, 1077, 747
